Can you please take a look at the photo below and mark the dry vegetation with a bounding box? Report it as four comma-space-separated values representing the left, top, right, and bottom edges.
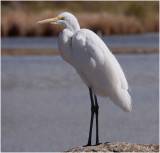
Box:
1, 1, 159, 37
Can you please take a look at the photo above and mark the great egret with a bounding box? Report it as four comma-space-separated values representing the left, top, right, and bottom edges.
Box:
37, 12, 132, 146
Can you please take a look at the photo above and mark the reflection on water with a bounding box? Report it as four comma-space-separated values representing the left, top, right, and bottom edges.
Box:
1, 54, 159, 151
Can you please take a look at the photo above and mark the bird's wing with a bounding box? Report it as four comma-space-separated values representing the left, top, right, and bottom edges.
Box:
71, 29, 131, 112
72, 29, 128, 91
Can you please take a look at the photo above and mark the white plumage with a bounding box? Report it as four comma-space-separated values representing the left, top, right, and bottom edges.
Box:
37, 12, 132, 112
71, 29, 131, 112
50, 12, 132, 112
37, 12, 132, 145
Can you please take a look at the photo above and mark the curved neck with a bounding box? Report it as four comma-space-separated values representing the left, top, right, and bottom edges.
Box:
67, 24, 80, 33
65, 19, 80, 33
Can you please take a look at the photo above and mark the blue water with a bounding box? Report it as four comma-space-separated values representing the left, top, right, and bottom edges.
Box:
1, 33, 159, 50
1, 54, 159, 152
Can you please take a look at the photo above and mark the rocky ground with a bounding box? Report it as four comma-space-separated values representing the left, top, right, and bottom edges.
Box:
65, 142, 159, 152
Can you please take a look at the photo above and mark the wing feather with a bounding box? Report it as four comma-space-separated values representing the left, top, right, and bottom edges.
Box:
71, 29, 131, 112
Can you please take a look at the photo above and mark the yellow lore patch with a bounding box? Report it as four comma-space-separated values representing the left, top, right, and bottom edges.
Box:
58, 17, 65, 20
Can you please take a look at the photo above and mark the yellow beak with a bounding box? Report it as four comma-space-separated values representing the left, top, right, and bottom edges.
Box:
37, 17, 60, 24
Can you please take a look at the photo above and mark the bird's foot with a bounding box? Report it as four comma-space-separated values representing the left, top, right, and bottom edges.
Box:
83, 142, 91, 147
94, 142, 102, 146
83, 142, 101, 147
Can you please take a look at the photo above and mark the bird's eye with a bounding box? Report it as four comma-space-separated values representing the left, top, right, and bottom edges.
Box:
58, 17, 65, 20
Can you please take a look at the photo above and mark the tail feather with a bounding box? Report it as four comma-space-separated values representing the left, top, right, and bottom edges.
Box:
110, 87, 132, 112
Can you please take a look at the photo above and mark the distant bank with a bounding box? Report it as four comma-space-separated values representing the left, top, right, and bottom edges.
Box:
2, 11, 159, 37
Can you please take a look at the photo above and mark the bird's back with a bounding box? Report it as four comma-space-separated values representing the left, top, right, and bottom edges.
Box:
71, 29, 132, 112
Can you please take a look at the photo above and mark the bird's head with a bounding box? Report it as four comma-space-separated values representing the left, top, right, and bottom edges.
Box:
37, 12, 80, 32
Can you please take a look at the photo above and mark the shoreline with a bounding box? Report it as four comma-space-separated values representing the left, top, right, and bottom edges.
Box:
1, 48, 159, 56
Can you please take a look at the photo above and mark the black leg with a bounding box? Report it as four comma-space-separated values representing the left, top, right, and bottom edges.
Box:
86, 88, 101, 146
94, 95, 100, 145
86, 88, 95, 146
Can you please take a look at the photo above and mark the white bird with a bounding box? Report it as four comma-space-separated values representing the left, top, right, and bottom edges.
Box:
37, 12, 132, 146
